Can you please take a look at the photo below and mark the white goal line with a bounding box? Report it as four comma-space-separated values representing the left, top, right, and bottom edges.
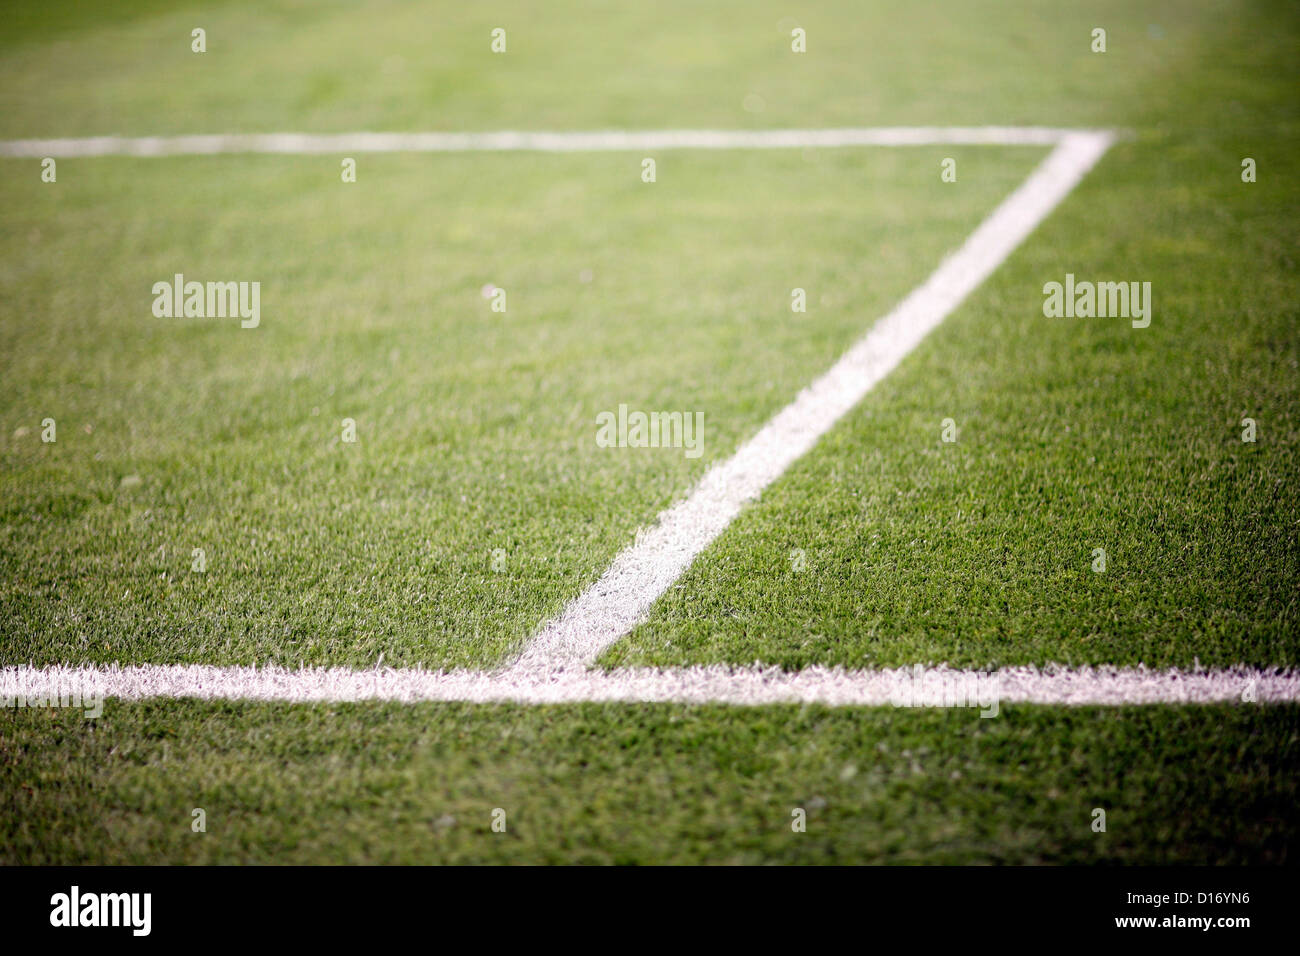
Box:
0, 126, 1101, 158
2, 663, 1292, 707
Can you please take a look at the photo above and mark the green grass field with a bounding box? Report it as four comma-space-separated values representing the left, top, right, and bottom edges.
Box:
2, 0, 1298, 864
5, 701, 1295, 865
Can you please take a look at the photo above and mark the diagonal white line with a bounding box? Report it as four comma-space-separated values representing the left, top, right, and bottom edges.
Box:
0, 126, 1097, 158
504, 130, 1116, 678
2, 663, 1293, 706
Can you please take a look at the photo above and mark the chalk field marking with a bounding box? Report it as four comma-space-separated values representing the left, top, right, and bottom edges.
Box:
507, 129, 1115, 678
2, 664, 1291, 706
8, 126, 1270, 707
0, 126, 1101, 158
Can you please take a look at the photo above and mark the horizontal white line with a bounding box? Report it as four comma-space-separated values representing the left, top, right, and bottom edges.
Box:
0, 126, 1097, 158
505, 130, 1117, 678
2, 664, 1293, 706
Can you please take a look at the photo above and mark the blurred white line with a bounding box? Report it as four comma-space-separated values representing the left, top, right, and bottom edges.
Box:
0, 126, 1099, 157
2, 663, 1291, 706
506, 130, 1116, 678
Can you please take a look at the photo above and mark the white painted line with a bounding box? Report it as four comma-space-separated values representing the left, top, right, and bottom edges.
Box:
2, 663, 1293, 706
506, 130, 1116, 678
0, 126, 1096, 158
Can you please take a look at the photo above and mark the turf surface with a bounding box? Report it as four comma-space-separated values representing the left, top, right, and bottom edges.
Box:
0, 0, 1271, 137
2, 701, 1295, 864
1, 0, 1297, 864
